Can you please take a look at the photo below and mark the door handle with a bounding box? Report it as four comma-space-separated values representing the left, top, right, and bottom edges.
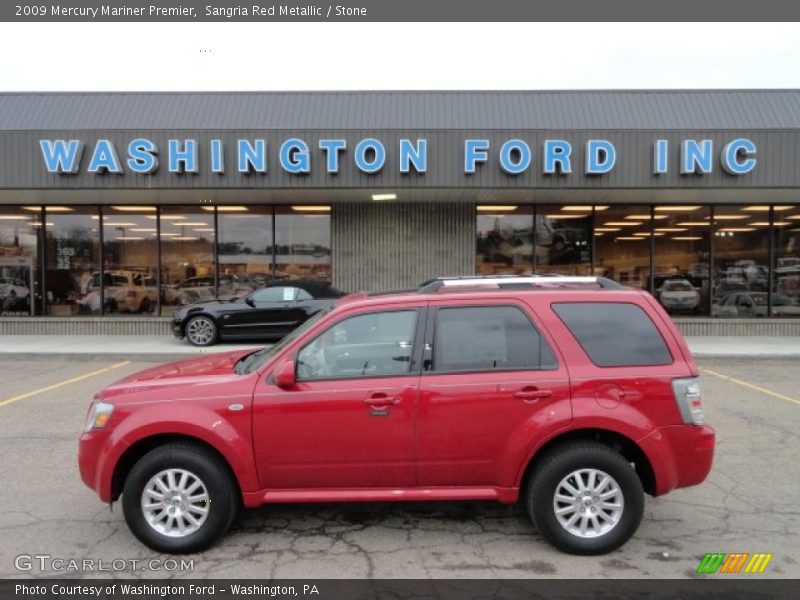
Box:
363, 392, 401, 407
513, 387, 553, 402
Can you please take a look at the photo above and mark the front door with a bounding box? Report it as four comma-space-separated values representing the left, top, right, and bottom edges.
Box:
252, 306, 426, 489
416, 301, 572, 487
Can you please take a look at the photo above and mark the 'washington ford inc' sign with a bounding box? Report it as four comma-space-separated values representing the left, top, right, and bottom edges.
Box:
38, 137, 758, 177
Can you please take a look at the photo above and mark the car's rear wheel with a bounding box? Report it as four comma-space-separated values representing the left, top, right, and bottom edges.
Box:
185, 315, 218, 346
139, 297, 151, 313
122, 443, 238, 554
525, 442, 644, 555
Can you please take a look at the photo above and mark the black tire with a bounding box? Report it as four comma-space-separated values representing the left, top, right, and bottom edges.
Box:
525, 442, 644, 555
139, 297, 151, 314
184, 315, 218, 346
122, 443, 239, 554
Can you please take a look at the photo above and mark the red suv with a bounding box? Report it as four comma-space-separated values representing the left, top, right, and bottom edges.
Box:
79, 276, 715, 555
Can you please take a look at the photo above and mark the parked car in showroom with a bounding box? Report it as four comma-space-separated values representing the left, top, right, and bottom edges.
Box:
172, 280, 344, 346
80, 275, 714, 556
714, 291, 800, 317
656, 278, 700, 312
0, 277, 29, 310
85, 270, 168, 313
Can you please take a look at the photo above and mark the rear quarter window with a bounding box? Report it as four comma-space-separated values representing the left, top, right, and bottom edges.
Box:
552, 302, 673, 367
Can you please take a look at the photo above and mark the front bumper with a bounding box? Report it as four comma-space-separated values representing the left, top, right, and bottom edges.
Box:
638, 424, 715, 496
79, 429, 128, 503
171, 318, 184, 338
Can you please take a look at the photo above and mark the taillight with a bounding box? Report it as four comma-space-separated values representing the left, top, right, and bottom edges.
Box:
671, 377, 705, 425
127, 290, 137, 298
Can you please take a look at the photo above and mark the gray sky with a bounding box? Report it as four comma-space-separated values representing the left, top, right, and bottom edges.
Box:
2, 22, 799, 90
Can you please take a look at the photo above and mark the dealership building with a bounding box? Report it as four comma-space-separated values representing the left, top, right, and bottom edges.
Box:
1, 90, 799, 336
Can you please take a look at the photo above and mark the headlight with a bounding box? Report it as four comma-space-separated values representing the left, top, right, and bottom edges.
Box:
84, 401, 114, 432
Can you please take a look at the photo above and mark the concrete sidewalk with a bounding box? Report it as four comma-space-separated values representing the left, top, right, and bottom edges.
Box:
0, 334, 798, 360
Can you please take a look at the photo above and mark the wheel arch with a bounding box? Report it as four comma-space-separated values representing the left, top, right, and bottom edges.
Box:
111, 434, 242, 503
519, 428, 656, 497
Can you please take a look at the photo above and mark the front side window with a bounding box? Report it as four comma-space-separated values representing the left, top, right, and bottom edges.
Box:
432, 305, 557, 373
297, 310, 417, 380
553, 302, 672, 367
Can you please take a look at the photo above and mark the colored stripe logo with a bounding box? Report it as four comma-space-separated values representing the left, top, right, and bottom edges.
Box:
696, 553, 773, 574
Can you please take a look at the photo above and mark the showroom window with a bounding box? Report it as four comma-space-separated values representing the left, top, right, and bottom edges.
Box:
0, 206, 41, 316
44, 206, 101, 316
218, 205, 273, 298
102, 206, 159, 316
274, 206, 331, 281
476, 205, 534, 275
534, 205, 592, 275
771, 205, 800, 317
653, 205, 711, 316
712, 205, 771, 318
593, 205, 651, 289
160, 206, 216, 315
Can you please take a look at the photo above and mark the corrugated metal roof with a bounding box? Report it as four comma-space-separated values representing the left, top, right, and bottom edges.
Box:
0, 90, 799, 130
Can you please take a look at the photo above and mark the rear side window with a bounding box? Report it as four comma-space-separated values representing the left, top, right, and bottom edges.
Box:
433, 305, 558, 372
552, 302, 673, 367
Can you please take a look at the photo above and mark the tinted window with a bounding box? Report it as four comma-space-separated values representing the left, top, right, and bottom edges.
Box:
251, 287, 296, 302
553, 302, 672, 367
297, 310, 417, 380
433, 306, 557, 372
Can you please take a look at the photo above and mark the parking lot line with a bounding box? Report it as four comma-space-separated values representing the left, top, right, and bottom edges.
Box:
0, 361, 130, 408
701, 368, 800, 407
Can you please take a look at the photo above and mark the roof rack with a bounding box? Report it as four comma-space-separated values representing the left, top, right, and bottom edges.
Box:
418, 275, 625, 293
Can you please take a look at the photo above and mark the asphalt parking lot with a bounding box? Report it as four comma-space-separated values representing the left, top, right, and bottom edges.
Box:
0, 355, 797, 579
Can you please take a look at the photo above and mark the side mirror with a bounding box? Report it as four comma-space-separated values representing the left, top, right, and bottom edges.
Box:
245, 297, 255, 307
274, 359, 296, 389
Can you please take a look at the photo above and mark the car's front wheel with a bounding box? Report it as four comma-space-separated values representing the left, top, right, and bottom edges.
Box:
185, 315, 218, 346
526, 442, 644, 555
122, 443, 238, 554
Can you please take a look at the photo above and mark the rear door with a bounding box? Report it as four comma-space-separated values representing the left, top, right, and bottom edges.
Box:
416, 299, 572, 487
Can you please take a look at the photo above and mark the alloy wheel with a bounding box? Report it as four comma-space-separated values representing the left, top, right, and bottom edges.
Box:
186, 317, 215, 345
140, 468, 210, 538
552, 468, 624, 539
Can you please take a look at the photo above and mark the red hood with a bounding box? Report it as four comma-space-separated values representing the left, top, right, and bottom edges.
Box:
98, 350, 257, 401
121, 350, 255, 382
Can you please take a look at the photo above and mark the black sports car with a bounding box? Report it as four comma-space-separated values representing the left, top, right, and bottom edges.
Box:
172, 280, 345, 346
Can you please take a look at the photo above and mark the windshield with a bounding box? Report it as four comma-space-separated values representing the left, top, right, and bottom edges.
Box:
665, 281, 693, 291
235, 309, 331, 375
